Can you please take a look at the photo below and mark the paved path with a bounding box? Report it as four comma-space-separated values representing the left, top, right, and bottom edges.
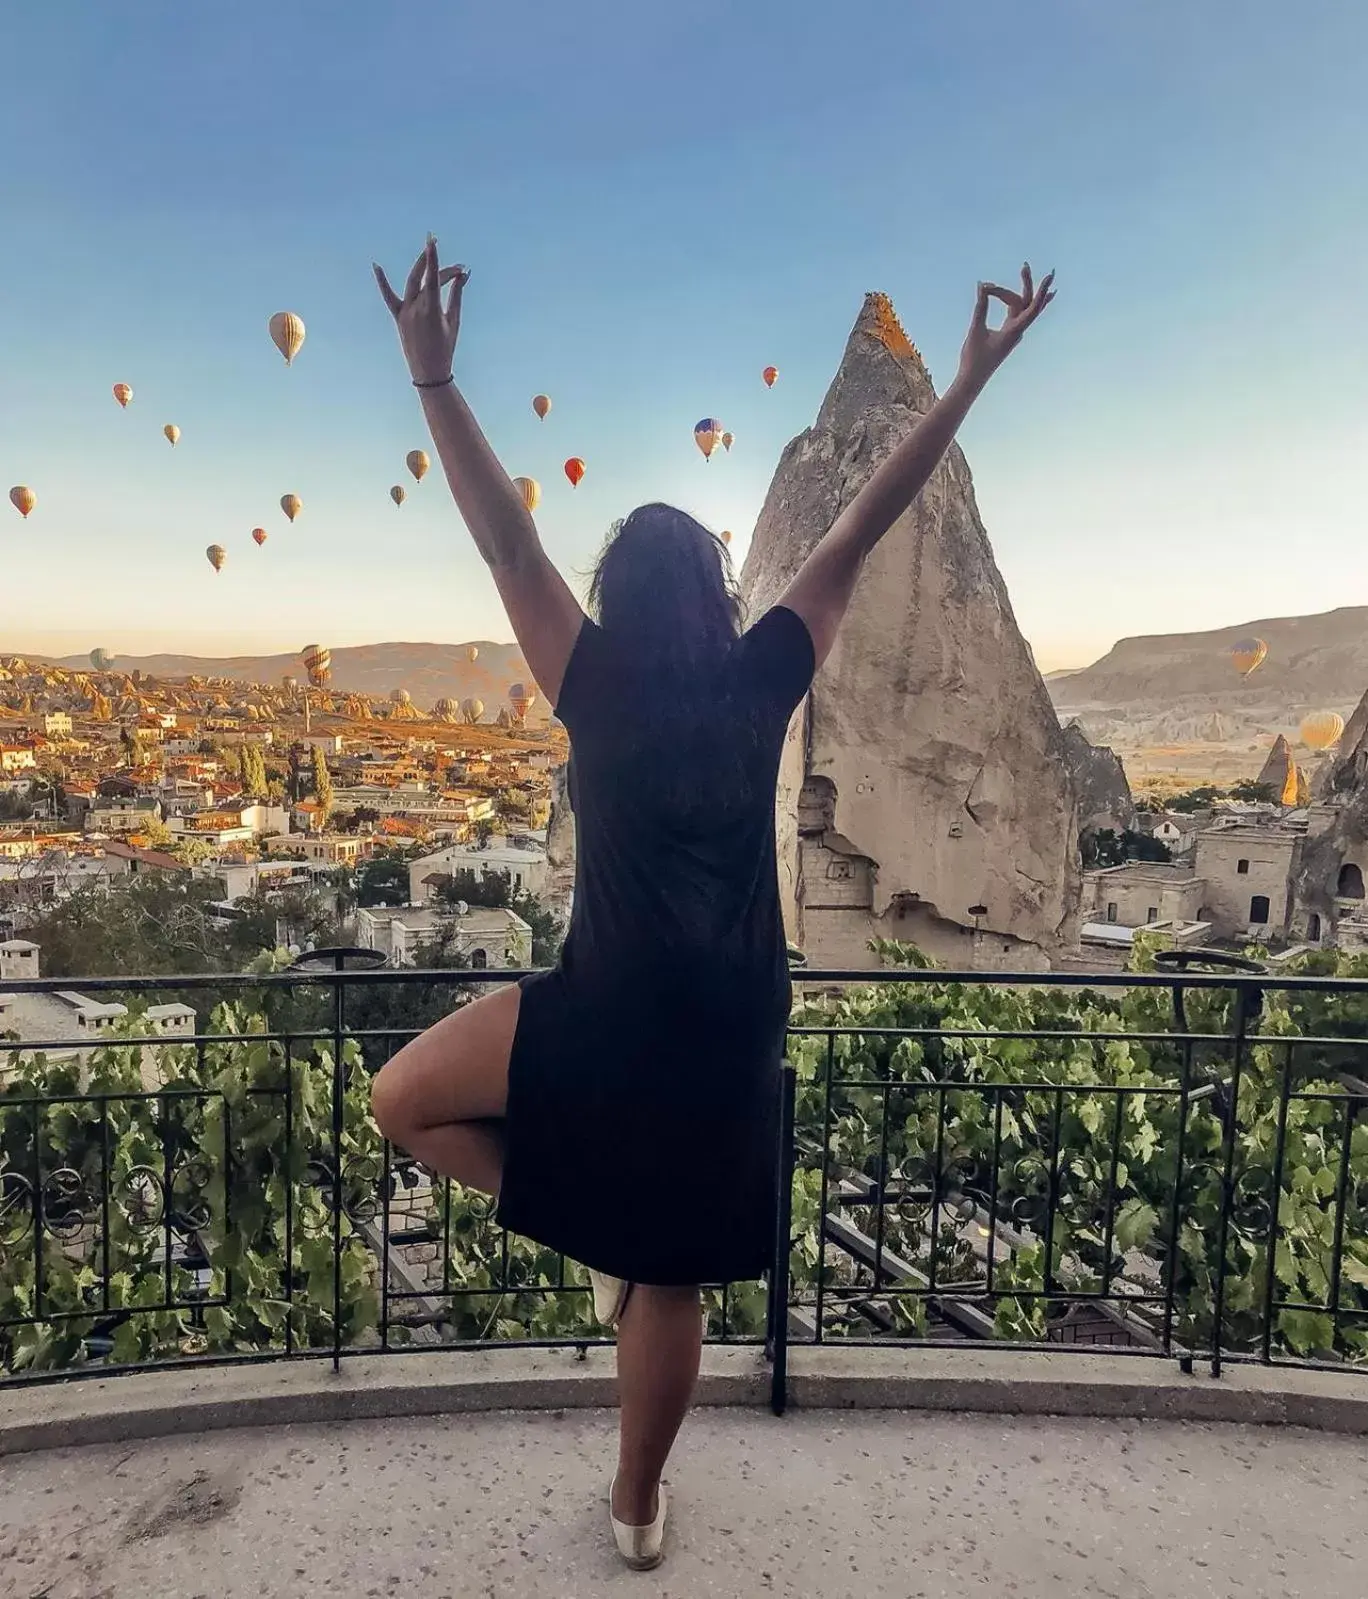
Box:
2, 1407, 1364, 1598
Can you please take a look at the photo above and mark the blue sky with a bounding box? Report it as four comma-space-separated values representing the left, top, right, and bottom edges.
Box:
2, 1, 1364, 670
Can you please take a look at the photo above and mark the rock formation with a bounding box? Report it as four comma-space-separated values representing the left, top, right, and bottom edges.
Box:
1060, 722, 1136, 838
740, 292, 1081, 968
1295, 684, 1368, 936
544, 759, 577, 910
1256, 735, 1300, 805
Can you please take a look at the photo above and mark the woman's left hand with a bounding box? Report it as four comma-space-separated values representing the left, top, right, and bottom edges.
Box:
374, 235, 470, 386
958, 263, 1055, 388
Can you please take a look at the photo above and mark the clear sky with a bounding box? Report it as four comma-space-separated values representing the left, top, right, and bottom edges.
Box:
2, 1, 1364, 671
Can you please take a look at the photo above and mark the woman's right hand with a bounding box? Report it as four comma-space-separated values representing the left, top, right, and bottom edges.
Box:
374, 236, 470, 386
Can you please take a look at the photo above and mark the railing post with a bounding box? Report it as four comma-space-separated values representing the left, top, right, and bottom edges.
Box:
1210, 982, 1257, 1379
331, 954, 346, 1374
768, 1062, 797, 1417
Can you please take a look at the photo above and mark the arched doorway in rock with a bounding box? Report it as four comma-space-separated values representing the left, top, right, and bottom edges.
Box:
1308, 912, 1322, 942
1337, 862, 1365, 900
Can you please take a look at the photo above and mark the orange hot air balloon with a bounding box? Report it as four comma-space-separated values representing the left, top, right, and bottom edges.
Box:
390, 484, 407, 507
163, 424, 180, 446
532, 394, 552, 420
281, 493, 302, 522
1230, 637, 1268, 678
1301, 711, 1344, 751
112, 383, 132, 409
721, 529, 733, 546
564, 457, 586, 488
206, 544, 226, 573
406, 449, 430, 482
762, 366, 778, 388
9, 486, 36, 519
268, 311, 306, 365
721, 431, 734, 452
252, 527, 268, 547
513, 476, 541, 513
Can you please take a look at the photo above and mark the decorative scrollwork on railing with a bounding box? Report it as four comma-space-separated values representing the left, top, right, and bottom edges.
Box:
114, 1165, 165, 1233
0, 1171, 34, 1246
41, 1167, 96, 1242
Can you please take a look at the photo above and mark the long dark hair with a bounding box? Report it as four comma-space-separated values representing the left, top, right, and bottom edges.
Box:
587, 503, 742, 675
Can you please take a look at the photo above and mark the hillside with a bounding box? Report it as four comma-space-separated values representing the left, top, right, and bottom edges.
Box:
1051, 607, 1368, 755
49, 641, 548, 719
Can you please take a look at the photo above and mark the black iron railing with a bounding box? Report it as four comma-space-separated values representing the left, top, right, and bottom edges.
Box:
3, 954, 1368, 1415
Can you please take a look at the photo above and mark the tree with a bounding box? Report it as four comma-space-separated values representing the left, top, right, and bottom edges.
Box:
435, 869, 563, 965
357, 853, 411, 907
240, 744, 268, 798
217, 744, 243, 780
135, 817, 178, 852
311, 746, 333, 825
1081, 829, 1172, 869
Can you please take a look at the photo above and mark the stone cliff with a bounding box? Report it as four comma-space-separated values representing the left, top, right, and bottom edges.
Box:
1060, 722, 1136, 838
740, 292, 1081, 968
1294, 685, 1368, 936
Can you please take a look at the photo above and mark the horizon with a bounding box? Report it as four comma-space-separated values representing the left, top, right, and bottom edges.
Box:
3, 3, 1365, 669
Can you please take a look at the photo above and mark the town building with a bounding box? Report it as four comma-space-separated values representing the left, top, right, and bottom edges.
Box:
356, 904, 532, 969
408, 835, 549, 906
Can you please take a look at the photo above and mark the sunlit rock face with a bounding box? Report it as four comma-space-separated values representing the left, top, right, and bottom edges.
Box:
740, 293, 1080, 969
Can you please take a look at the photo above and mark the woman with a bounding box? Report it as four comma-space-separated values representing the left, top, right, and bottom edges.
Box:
370, 238, 1053, 1570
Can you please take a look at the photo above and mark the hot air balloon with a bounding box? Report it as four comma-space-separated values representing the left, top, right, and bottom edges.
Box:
164, 424, 180, 447
721, 529, 733, 546
1230, 637, 1268, 678
762, 366, 779, 388
467, 646, 478, 663
282, 674, 297, 692
390, 484, 407, 507
513, 477, 541, 513
90, 648, 114, 671
462, 697, 484, 723
281, 494, 302, 523
301, 644, 332, 687
268, 311, 306, 366
112, 383, 132, 409
206, 545, 226, 573
508, 682, 537, 723
252, 527, 268, 547
564, 457, 586, 488
406, 450, 430, 483
694, 419, 724, 461
9, 486, 35, 519
1301, 711, 1344, 751
721, 432, 734, 453
391, 687, 412, 705
532, 394, 552, 420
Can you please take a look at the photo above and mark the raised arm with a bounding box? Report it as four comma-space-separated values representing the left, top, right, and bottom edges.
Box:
374, 237, 585, 706
779, 265, 1056, 668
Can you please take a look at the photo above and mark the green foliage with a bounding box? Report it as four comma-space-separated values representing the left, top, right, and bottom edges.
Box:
7, 937, 1368, 1378
310, 746, 333, 821
356, 852, 410, 908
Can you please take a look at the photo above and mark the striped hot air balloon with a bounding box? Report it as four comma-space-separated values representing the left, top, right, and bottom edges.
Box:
406, 450, 429, 482
390, 484, 407, 507
281, 493, 302, 522
269, 311, 306, 365
512, 477, 541, 513
9, 486, 36, 519
508, 682, 537, 723
301, 644, 332, 687
206, 544, 226, 573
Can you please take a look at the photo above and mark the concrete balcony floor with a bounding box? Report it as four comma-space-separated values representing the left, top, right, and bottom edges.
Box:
3, 1399, 1366, 1599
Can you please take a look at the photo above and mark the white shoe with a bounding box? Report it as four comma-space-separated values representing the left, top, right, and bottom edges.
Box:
589, 1269, 630, 1328
610, 1477, 667, 1570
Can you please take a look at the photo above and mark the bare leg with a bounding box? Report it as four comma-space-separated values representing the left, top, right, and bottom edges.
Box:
370, 984, 519, 1195
612, 1284, 702, 1525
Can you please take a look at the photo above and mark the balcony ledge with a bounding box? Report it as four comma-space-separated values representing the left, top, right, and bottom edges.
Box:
4, 1352, 1368, 1599
4, 1346, 1368, 1460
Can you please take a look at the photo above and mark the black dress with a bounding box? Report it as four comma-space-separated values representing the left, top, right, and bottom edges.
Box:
496, 605, 816, 1285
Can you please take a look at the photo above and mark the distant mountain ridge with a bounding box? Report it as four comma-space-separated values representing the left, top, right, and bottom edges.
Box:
1050, 606, 1368, 749
44, 641, 546, 718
